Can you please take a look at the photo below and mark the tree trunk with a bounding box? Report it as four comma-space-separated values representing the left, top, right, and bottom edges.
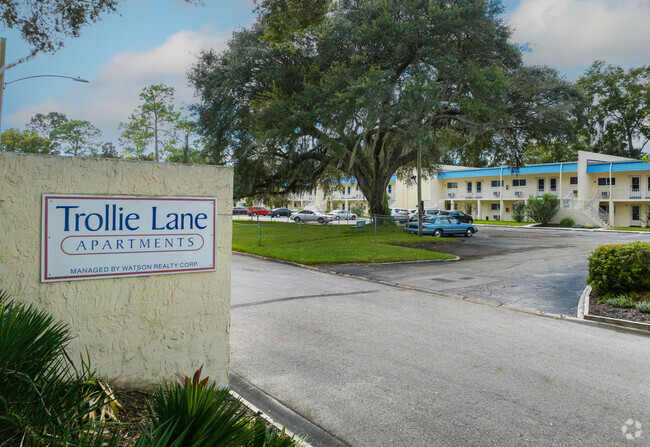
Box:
183, 132, 189, 163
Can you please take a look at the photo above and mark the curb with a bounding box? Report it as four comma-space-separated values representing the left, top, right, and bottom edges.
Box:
229, 389, 313, 447
579, 285, 650, 334
229, 373, 350, 447
475, 224, 650, 235
233, 250, 459, 268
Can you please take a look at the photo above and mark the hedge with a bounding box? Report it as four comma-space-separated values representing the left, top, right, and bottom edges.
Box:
586, 242, 650, 297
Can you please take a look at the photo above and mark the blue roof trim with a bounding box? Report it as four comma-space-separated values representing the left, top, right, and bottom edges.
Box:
438, 163, 578, 179
587, 161, 650, 173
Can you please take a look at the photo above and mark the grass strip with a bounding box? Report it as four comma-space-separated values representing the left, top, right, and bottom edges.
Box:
232, 220, 455, 264
607, 227, 650, 232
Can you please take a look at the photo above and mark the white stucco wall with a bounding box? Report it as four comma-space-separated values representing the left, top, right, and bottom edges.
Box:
0, 152, 233, 387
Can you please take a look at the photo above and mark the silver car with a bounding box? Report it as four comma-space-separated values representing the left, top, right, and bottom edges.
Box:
290, 210, 333, 223
326, 209, 357, 220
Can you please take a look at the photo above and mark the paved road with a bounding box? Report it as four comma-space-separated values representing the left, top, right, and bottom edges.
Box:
322, 227, 650, 316
231, 253, 650, 447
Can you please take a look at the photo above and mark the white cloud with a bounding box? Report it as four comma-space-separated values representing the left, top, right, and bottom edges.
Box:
509, 0, 650, 72
8, 27, 228, 143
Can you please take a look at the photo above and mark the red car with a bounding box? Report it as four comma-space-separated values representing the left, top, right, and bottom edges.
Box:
247, 206, 270, 216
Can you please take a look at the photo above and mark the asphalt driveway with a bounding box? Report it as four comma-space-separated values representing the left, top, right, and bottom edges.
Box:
322, 226, 650, 316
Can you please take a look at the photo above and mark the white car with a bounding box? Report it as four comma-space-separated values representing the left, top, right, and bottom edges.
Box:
290, 210, 333, 223
409, 209, 444, 222
326, 209, 357, 220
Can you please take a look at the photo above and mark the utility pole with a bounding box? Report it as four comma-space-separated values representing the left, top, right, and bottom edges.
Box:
417, 143, 423, 237
0, 38, 7, 139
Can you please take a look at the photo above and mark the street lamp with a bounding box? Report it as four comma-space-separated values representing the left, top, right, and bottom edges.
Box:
0, 74, 89, 141
0, 36, 90, 140
4, 75, 89, 88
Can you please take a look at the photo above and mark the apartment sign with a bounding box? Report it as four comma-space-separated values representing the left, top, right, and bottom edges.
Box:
42, 195, 216, 282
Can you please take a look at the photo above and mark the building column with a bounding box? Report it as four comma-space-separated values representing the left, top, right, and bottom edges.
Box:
609, 199, 614, 226
477, 200, 481, 220
500, 199, 505, 221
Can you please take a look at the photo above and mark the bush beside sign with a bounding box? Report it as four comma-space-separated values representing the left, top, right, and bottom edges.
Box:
42, 195, 217, 282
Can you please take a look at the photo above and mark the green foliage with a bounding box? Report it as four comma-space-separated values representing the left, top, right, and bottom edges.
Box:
636, 301, 650, 313
576, 62, 650, 158
137, 367, 259, 447
350, 202, 365, 217
256, 0, 332, 45
190, 0, 578, 216
560, 217, 574, 227
27, 112, 69, 138
50, 120, 102, 156
602, 294, 637, 308
524, 193, 559, 224
0, 128, 55, 154
586, 242, 650, 297
119, 84, 181, 162
0, 0, 119, 66
511, 201, 526, 223
0, 290, 120, 446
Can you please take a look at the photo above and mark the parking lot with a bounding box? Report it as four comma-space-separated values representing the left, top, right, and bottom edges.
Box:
322, 226, 650, 316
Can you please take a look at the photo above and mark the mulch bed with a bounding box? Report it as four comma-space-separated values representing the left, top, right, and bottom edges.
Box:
588, 294, 650, 324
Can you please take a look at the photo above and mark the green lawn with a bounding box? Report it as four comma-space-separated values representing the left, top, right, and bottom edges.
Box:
474, 220, 536, 226
232, 220, 455, 264
607, 227, 650, 232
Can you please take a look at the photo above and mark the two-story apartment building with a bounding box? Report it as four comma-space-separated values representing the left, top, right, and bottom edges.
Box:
274, 151, 649, 227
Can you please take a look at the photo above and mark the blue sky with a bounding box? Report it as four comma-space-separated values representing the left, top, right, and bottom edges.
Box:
2, 0, 649, 148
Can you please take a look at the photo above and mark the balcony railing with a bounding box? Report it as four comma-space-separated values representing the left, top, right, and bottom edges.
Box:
597, 189, 650, 201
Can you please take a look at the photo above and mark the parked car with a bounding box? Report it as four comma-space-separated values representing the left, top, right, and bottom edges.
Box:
269, 208, 293, 217
233, 206, 248, 215
390, 208, 409, 223
408, 209, 444, 222
247, 206, 270, 216
327, 209, 357, 220
290, 210, 333, 223
404, 216, 478, 237
441, 210, 474, 224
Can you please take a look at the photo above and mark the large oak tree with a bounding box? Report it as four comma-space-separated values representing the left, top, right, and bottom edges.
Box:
190, 0, 578, 214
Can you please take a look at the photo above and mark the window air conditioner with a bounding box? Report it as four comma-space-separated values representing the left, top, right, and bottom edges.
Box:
493, 191, 500, 197
601, 191, 610, 198
493, 215, 500, 220
448, 193, 455, 198
572, 189, 578, 195
514, 191, 522, 197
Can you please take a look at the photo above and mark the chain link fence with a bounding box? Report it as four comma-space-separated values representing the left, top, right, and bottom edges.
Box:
232, 213, 407, 246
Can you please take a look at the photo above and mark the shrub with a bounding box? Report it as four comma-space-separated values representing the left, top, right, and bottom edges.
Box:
512, 201, 526, 222
0, 290, 120, 446
636, 301, 650, 313
560, 217, 574, 227
350, 202, 365, 217
603, 294, 637, 308
138, 367, 299, 447
525, 193, 559, 224
586, 242, 650, 297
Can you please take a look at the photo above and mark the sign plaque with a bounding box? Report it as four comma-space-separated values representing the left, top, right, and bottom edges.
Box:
42, 195, 217, 282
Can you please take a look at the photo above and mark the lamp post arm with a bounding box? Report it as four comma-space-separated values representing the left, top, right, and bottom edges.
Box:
4, 75, 89, 88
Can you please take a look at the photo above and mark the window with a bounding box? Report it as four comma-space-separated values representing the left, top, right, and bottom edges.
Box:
550, 178, 557, 191
491, 180, 504, 188
447, 182, 458, 189
597, 177, 615, 186
388, 185, 392, 194
347, 186, 351, 194
476, 181, 482, 193
491, 203, 500, 211
512, 179, 526, 187
538, 178, 545, 191
570, 177, 578, 185
467, 182, 472, 193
